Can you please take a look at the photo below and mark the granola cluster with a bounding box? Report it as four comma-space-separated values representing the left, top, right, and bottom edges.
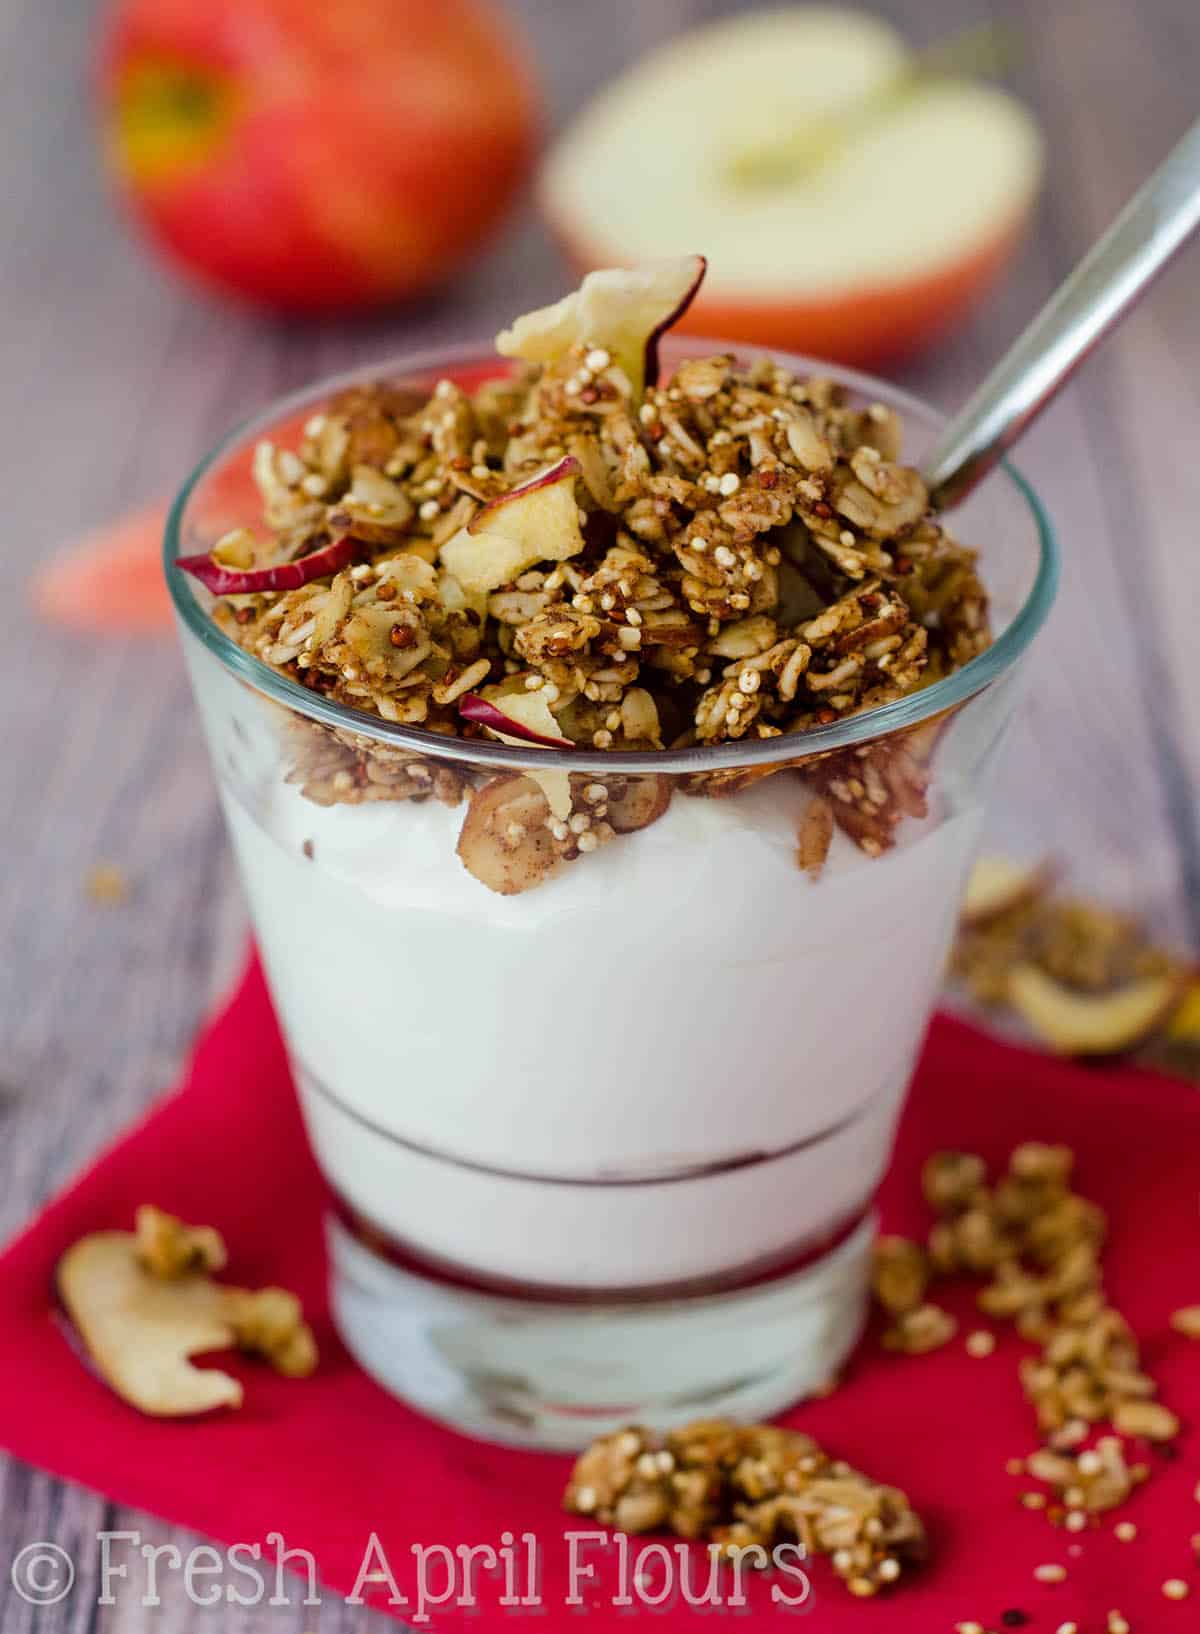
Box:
184, 262, 992, 891
563, 1419, 925, 1597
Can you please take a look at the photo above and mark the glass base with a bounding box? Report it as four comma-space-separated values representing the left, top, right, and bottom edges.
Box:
327, 1211, 874, 1450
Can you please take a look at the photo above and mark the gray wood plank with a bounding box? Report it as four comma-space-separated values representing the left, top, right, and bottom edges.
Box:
0, 0, 1197, 1628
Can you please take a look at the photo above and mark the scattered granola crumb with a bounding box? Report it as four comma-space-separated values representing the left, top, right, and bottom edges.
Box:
1056, 1623, 1079, 1634
966, 1328, 997, 1358
871, 1234, 929, 1315
1034, 1563, 1067, 1583
1107, 1613, 1130, 1634
882, 1301, 957, 1354
1170, 1305, 1200, 1339
1112, 1400, 1179, 1441
85, 863, 130, 905
1162, 1579, 1189, 1601
1114, 1521, 1137, 1542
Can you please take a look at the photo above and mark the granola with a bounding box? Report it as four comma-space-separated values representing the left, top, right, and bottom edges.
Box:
952, 860, 1191, 1062
564, 1418, 925, 1598
180, 259, 991, 893
879, 1141, 1182, 1526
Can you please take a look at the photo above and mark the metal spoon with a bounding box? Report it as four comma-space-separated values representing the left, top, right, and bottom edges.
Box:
922, 115, 1200, 509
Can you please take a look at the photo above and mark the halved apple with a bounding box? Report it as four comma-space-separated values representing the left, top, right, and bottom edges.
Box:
1007, 965, 1183, 1057
961, 855, 1049, 928
440, 457, 585, 594
456, 775, 563, 895
540, 10, 1042, 367
496, 256, 706, 395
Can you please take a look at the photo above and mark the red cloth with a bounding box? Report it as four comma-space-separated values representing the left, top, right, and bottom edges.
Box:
0, 955, 1196, 1630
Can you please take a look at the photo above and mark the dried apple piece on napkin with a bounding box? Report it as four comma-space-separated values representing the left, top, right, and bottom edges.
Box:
57, 1209, 317, 1417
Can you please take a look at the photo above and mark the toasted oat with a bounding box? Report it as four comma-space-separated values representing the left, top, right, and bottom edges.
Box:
1111, 1400, 1179, 1441
564, 1418, 925, 1597
882, 1302, 957, 1354
1170, 1305, 1200, 1339
871, 1234, 930, 1315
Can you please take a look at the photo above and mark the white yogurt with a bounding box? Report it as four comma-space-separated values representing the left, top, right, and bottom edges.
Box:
216, 740, 981, 1290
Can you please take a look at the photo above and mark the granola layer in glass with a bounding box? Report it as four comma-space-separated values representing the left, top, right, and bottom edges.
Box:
180, 257, 991, 892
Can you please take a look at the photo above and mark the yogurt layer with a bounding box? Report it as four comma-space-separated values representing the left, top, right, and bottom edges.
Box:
219, 763, 980, 1289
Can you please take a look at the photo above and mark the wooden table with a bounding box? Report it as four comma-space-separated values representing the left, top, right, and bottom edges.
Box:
2, 0, 1197, 1627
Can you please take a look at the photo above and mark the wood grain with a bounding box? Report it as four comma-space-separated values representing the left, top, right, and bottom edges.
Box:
0, 0, 1197, 1627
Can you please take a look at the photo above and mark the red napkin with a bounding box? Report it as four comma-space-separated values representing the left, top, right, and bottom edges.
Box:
0, 955, 1197, 1631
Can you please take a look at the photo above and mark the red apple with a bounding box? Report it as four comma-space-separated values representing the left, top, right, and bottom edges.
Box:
98, 0, 539, 314
540, 9, 1042, 368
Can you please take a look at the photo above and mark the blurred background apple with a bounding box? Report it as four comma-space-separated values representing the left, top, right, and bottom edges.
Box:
541, 9, 1042, 367
98, 0, 540, 313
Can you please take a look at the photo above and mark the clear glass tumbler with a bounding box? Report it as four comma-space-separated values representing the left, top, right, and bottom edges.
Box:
166, 338, 1058, 1449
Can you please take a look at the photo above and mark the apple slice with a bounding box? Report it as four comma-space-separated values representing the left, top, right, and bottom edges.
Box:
460, 690, 574, 819
177, 536, 355, 595
440, 457, 585, 594
961, 855, 1049, 927
33, 499, 172, 635
1007, 965, 1183, 1056
603, 775, 672, 833
459, 690, 573, 749
495, 257, 706, 396
539, 10, 1042, 367
456, 775, 563, 895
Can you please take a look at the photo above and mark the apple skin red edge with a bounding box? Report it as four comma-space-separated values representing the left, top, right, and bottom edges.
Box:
468, 454, 581, 531
458, 694, 574, 748
176, 536, 355, 595
644, 254, 707, 387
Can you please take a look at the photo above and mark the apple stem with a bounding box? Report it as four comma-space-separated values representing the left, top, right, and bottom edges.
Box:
724, 21, 1023, 189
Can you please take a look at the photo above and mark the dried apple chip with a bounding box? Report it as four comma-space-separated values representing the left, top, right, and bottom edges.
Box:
495, 256, 706, 396
1007, 965, 1183, 1056
57, 1215, 317, 1417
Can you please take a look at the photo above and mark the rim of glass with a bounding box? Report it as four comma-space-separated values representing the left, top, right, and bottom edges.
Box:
165, 338, 1059, 776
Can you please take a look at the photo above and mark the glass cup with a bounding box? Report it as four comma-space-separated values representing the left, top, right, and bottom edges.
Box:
166, 338, 1058, 1448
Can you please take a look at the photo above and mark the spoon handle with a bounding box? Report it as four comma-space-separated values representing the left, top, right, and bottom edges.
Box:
923, 115, 1200, 509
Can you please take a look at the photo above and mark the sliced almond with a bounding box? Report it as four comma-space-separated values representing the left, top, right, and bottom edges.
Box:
456, 775, 563, 895
604, 774, 672, 833
1008, 965, 1183, 1055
